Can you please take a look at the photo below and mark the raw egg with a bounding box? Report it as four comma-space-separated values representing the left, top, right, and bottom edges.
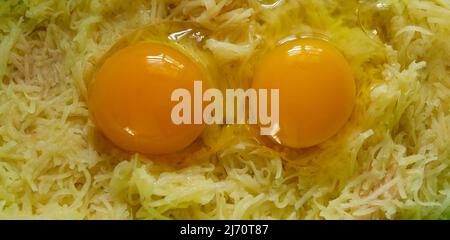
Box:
252, 38, 356, 148
89, 42, 207, 155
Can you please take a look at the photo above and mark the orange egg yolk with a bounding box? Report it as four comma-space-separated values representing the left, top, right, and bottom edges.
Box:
252, 38, 356, 148
89, 42, 206, 155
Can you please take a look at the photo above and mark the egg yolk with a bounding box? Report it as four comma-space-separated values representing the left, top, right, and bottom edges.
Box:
252, 38, 356, 148
89, 42, 206, 155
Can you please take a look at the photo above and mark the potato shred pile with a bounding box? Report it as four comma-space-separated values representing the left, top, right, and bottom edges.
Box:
0, 0, 449, 219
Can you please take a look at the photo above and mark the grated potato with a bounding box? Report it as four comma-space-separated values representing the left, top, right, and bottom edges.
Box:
0, 0, 449, 219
